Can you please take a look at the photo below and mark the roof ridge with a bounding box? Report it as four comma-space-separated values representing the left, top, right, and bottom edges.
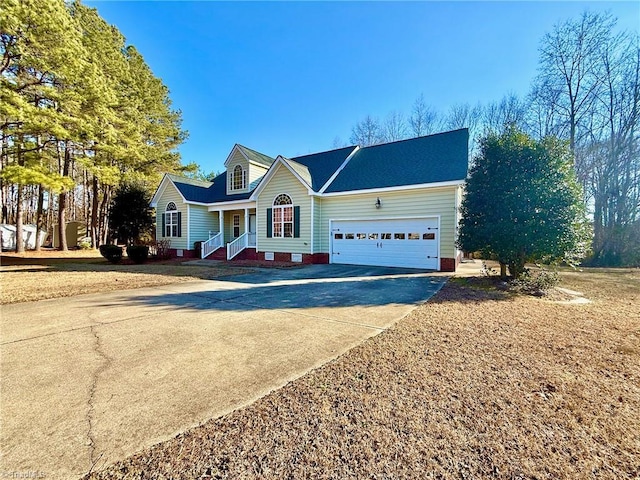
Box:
290, 145, 357, 160
237, 144, 276, 163
167, 173, 213, 188
282, 157, 308, 169
359, 128, 468, 150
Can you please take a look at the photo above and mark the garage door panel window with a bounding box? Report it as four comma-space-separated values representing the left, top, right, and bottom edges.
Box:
381, 233, 391, 240
394, 233, 406, 240
409, 233, 420, 240
423, 233, 435, 240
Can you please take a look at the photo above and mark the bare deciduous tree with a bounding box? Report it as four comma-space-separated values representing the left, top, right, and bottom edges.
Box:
537, 11, 615, 156
532, 10, 640, 265
409, 94, 441, 137
483, 93, 528, 134
349, 115, 384, 146
445, 102, 483, 156
382, 111, 409, 143
589, 32, 640, 264
331, 136, 348, 149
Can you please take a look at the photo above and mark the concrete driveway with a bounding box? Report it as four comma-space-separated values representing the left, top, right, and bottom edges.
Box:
1, 265, 446, 479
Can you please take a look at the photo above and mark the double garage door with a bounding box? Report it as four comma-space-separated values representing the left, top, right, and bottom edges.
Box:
330, 217, 439, 270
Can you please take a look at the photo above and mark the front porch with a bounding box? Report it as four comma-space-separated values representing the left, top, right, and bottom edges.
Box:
201, 203, 257, 260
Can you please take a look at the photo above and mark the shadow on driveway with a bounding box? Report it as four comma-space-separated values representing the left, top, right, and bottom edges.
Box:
100, 273, 447, 313
218, 264, 437, 284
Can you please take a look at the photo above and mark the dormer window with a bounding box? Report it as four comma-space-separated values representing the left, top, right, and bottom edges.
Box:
230, 165, 246, 191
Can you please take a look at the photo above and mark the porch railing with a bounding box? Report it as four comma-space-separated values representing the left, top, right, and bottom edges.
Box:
201, 232, 223, 259
227, 232, 248, 260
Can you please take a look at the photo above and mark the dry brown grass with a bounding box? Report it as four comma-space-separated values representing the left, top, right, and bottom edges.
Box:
0, 250, 251, 304
85, 267, 640, 480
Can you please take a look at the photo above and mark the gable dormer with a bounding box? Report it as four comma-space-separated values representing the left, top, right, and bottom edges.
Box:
224, 144, 275, 195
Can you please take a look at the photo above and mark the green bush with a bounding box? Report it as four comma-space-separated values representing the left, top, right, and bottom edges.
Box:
126, 245, 149, 264
99, 244, 123, 264
78, 237, 92, 250
509, 267, 559, 296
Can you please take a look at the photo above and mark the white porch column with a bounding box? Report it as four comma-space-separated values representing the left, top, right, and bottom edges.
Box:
244, 208, 249, 235
219, 210, 224, 241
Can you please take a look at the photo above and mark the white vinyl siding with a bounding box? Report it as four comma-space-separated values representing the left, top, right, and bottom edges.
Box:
190, 205, 215, 246
318, 187, 458, 260
313, 196, 322, 253
455, 185, 464, 258
256, 164, 311, 254
249, 163, 269, 186
155, 183, 187, 250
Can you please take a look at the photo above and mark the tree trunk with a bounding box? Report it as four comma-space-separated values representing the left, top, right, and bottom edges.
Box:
592, 191, 604, 263
15, 138, 24, 253
508, 255, 527, 279
57, 144, 72, 251
499, 263, 507, 280
46, 188, 54, 242
91, 175, 99, 248
15, 184, 24, 253
98, 184, 111, 245
58, 191, 67, 251
34, 184, 45, 251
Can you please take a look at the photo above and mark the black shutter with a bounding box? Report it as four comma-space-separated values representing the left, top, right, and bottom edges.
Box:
266, 208, 272, 238
161, 213, 166, 237
177, 211, 182, 237
293, 206, 300, 238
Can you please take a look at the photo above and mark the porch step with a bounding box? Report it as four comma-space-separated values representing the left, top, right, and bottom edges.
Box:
232, 247, 258, 261
207, 248, 227, 260
202, 246, 257, 261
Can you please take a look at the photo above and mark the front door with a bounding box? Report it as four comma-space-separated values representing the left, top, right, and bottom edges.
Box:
248, 214, 257, 246
233, 214, 240, 238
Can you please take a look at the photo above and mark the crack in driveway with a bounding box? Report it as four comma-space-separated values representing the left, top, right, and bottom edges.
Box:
86, 322, 111, 475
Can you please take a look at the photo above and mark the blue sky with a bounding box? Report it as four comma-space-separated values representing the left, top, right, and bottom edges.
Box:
87, 1, 639, 174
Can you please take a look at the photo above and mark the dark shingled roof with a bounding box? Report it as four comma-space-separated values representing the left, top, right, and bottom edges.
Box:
288, 146, 357, 191
165, 130, 467, 204
172, 171, 252, 203
324, 129, 468, 193
237, 145, 276, 167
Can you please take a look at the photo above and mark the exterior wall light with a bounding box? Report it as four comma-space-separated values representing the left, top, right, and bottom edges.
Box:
375, 197, 382, 209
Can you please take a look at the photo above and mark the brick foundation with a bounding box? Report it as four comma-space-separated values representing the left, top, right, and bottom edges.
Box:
233, 248, 259, 261
440, 257, 456, 272
168, 248, 198, 259
256, 251, 329, 264
303, 253, 329, 264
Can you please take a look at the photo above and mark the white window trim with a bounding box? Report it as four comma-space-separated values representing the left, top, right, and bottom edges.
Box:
164, 211, 179, 237
230, 165, 247, 191
272, 193, 293, 238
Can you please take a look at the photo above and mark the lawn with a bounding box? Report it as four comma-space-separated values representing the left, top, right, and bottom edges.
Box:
0, 249, 251, 304
82, 267, 639, 479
